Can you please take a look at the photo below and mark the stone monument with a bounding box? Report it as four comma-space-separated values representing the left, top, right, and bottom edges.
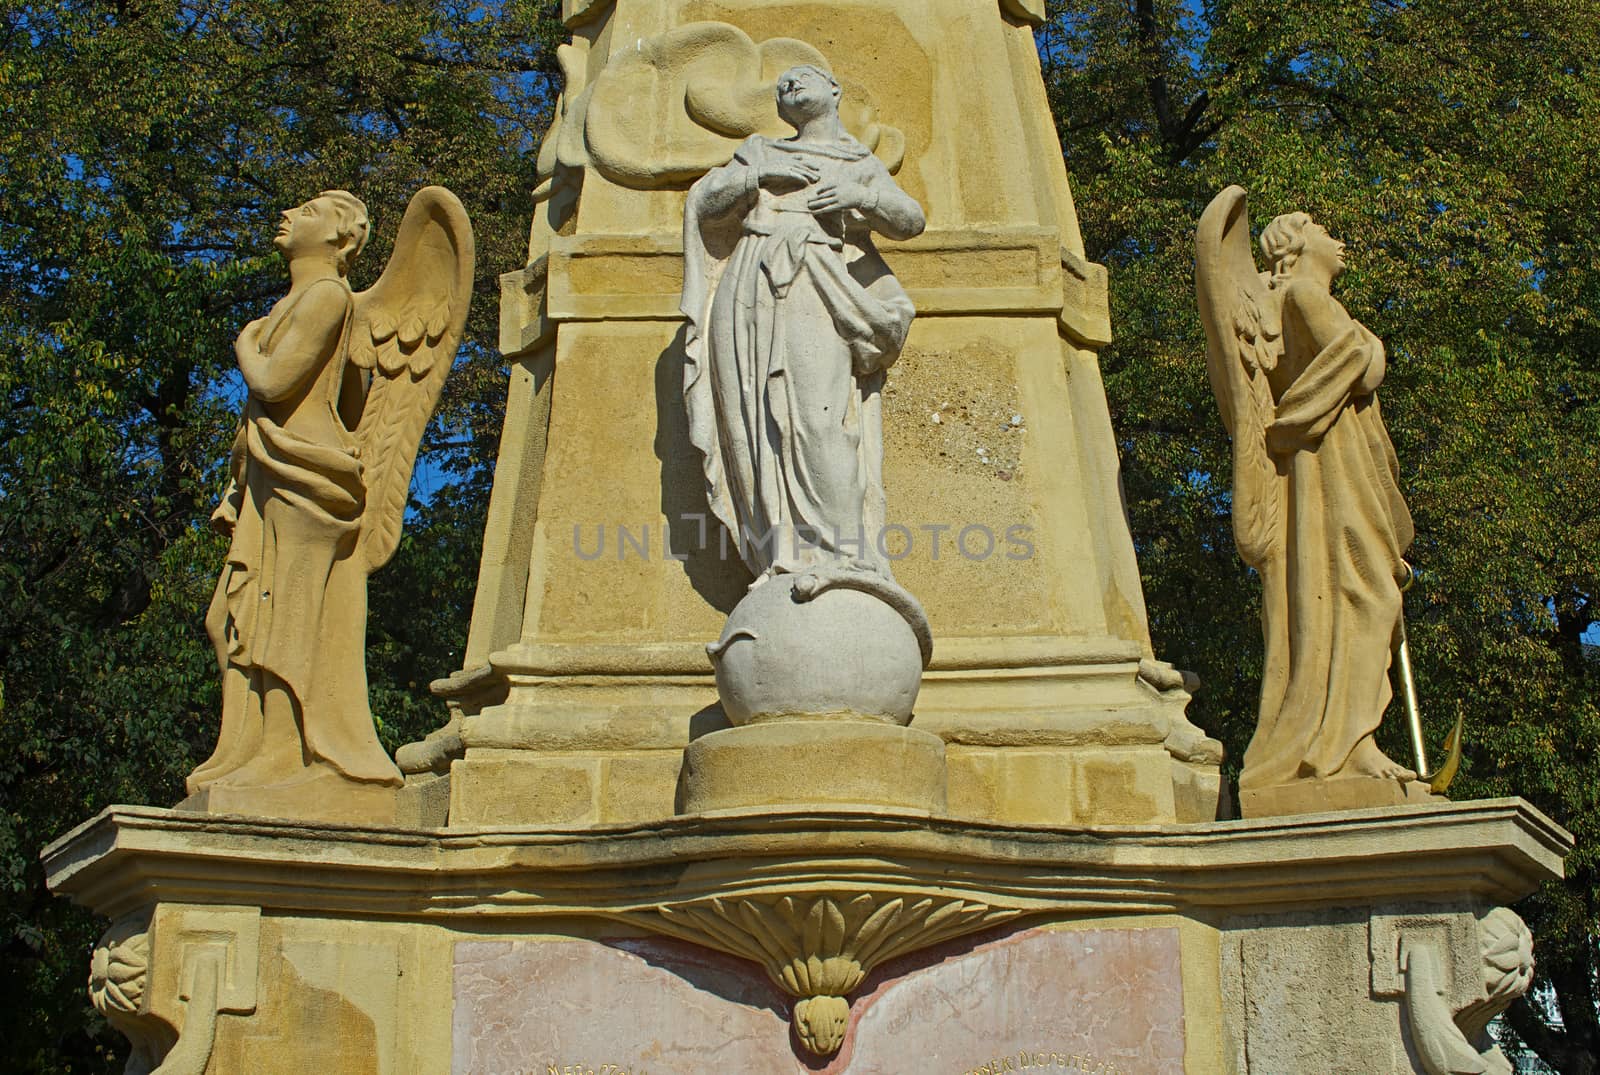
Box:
399, 0, 1225, 835
43, 4, 1569, 1073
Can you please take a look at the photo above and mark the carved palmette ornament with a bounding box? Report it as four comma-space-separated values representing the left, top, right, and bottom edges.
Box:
653, 892, 1020, 1056
89, 919, 175, 1075
1455, 907, 1536, 1043
89, 927, 148, 1017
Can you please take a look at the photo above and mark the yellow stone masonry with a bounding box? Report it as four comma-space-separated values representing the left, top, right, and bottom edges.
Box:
403, 0, 1223, 830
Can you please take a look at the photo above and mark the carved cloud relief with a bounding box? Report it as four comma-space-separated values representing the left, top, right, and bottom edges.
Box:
536, 22, 906, 192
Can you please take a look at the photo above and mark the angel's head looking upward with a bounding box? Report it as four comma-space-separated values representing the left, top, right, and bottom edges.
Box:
1261, 211, 1348, 288
275, 191, 370, 276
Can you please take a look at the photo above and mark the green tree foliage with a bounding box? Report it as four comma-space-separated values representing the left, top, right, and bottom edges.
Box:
1040, 0, 1599, 1068
0, 0, 563, 1067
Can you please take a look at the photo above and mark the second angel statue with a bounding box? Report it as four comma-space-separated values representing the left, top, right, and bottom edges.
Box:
184, 186, 473, 823
1196, 185, 1434, 817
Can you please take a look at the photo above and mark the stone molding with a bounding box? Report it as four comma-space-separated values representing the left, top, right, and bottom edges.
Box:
499, 228, 1112, 358
422, 634, 1216, 801
437, 635, 1184, 750
561, 3, 1045, 36
481, 632, 1147, 678
46, 799, 1568, 926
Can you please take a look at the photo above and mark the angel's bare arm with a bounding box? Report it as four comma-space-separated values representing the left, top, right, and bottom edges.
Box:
1286, 280, 1385, 393
236, 281, 352, 403
1284, 278, 1354, 352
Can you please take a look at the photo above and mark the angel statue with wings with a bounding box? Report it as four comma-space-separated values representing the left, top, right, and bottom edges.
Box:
185, 187, 473, 819
1196, 186, 1424, 816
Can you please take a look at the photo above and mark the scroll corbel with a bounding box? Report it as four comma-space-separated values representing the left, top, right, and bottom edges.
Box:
149, 948, 225, 1075
91, 906, 261, 1075
1396, 908, 1534, 1075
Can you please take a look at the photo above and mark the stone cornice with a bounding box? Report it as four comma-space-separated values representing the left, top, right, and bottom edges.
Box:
44, 799, 1569, 925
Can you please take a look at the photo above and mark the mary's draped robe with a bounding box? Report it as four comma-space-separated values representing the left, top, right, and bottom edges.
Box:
680, 134, 924, 577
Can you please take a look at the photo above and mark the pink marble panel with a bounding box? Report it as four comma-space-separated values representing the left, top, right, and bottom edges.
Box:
451, 937, 799, 1075
836, 927, 1185, 1075
452, 927, 1185, 1075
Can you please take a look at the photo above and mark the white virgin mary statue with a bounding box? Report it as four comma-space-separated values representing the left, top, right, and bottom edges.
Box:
680, 64, 926, 581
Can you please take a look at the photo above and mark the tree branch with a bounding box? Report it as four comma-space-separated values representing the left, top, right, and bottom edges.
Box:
1505, 993, 1596, 1075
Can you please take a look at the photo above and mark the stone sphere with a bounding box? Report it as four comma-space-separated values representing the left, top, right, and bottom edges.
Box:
709, 574, 923, 726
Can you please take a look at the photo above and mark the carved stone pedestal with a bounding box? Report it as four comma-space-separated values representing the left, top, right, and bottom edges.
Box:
42, 5, 1576, 1074
678, 719, 948, 815
46, 798, 1569, 1073
1241, 773, 1443, 818
179, 771, 401, 827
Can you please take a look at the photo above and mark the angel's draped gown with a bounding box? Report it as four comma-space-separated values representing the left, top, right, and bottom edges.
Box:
1242, 279, 1414, 788
681, 134, 924, 576
188, 280, 402, 792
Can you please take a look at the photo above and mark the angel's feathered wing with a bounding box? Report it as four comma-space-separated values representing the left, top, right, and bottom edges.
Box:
1195, 186, 1283, 567
349, 186, 475, 572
